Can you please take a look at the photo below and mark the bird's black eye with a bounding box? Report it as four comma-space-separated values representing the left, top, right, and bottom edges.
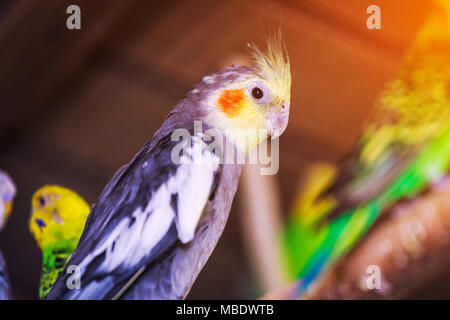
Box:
38, 196, 46, 206
251, 87, 264, 100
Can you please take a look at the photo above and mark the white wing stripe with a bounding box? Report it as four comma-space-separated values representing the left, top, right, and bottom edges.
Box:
174, 136, 219, 243
77, 135, 219, 276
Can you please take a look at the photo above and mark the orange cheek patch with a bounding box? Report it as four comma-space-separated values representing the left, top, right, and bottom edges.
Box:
217, 89, 245, 117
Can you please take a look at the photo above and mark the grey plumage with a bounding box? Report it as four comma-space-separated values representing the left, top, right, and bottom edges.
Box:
48, 67, 252, 300
122, 163, 241, 299
0, 170, 15, 300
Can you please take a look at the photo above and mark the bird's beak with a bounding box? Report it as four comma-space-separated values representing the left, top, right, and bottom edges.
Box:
0, 200, 12, 230
4, 201, 12, 217
2, 193, 14, 218
266, 102, 290, 139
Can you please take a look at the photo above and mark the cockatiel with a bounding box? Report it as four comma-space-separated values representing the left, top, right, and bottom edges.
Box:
48, 37, 291, 300
0, 170, 17, 300
282, 0, 450, 297
29, 185, 90, 299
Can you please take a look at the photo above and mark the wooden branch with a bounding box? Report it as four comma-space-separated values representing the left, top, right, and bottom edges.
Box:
260, 177, 450, 299
239, 163, 286, 293
307, 177, 450, 299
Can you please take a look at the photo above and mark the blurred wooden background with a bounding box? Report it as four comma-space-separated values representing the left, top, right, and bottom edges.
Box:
1, 0, 445, 299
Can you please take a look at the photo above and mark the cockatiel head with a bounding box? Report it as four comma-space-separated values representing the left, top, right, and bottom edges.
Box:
179, 35, 291, 152
30, 185, 90, 250
0, 170, 16, 231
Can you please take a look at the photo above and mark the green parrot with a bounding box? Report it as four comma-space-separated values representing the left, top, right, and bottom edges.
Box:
282, 0, 450, 297
29, 185, 90, 299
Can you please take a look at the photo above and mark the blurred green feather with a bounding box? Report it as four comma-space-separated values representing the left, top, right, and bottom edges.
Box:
281, 0, 450, 297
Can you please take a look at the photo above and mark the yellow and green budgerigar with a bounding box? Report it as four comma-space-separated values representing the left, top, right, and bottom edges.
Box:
29, 185, 90, 299
282, 0, 450, 297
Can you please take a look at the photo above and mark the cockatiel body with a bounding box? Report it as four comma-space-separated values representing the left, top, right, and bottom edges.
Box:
282, 0, 450, 297
29, 185, 90, 299
0, 170, 16, 300
48, 37, 291, 300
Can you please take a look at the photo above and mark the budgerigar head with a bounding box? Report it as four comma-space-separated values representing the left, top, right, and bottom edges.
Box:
30, 185, 90, 250
185, 35, 291, 151
0, 170, 16, 231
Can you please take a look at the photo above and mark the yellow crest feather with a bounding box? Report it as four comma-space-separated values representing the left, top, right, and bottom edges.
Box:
248, 33, 291, 103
